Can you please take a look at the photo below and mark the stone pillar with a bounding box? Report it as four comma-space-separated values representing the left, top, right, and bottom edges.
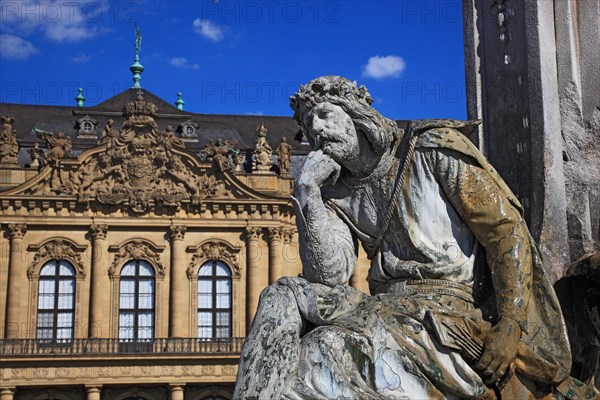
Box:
0, 389, 14, 400
169, 385, 184, 400
462, 0, 570, 281
267, 227, 284, 284
86, 386, 101, 400
245, 226, 264, 331
89, 224, 109, 338
169, 225, 188, 337
5, 223, 27, 339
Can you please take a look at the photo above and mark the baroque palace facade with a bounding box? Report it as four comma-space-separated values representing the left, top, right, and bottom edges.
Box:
0, 88, 373, 400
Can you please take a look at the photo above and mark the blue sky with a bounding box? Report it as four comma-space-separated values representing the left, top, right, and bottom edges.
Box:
0, 0, 466, 120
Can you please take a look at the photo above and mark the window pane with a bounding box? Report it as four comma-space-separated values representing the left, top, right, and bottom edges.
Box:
121, 262, 136, 276
40, 262, 56, 276
198, 263, 212, 276
216, 311, 230, 327
215, 262, 231, 276
119, 326, 134, 340
198, 312, 212, 327
58, 280, 74, 309
119, 311, 134, 328
138, 261, 154, 276
216, 327, 230, 339
216, 279, 231, 294
37, 312, 53, 328
198, 326, 213, 339
57, 327, 73, 340
58, 261, 75, 276
198, 280, 212, 308
57, 312, 73, 328
37, 328, 53, 339
38, 280, 55, 310
120, 292, 135, 310
216, 294, 230, 308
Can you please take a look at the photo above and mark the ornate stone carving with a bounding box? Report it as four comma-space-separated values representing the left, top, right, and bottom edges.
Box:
32, 93, 233, 213
35, 129, 74, 193
283, 228, 295, 244
169, 225, 186, 241
187, 241, 241, 277
28, 238, 86, 278
252, 123, 273, 171
76, 115, 98, 138
0, 115, 19, 165
202, 139, 240, 171
90, 223, 108, 240
277, 136, 292, 174
267, 226, 284, 242
28, 142, 45, 169
109, 240, 164, 277
7, 223, 27, 240
244, 226, 262, 241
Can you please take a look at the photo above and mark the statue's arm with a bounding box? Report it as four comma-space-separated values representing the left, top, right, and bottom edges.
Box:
293, 150, 357, 287
425, 147, 532, 382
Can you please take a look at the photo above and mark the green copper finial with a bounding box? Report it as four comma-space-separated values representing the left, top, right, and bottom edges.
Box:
75, 87, 85, 107
130, 23, 144, 88
175, 92, 185, 110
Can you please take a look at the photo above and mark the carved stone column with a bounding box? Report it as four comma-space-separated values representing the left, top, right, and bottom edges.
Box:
5, 223, 27, 339
245, 226, 264, 331
169, 225, 188, 337
0, 389, 14, 400
267, 227, 284, 284
89, 224, 108, 338
169, 385, 185, 400
86, 386, 101, 400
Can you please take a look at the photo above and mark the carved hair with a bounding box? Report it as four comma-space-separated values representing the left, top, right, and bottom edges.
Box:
290, 76, 399, 153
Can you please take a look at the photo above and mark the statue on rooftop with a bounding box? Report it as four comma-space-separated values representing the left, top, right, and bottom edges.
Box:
29, 142, 45, 170
0, 115, 19, 165
277, 136, 292, 174
234, 76, 577, 399
252, 123, 273, 172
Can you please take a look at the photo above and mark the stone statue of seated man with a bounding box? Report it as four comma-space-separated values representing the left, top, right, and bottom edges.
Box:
234, 76, 573, 399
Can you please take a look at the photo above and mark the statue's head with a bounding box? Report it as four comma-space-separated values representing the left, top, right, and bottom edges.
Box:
57, 132, 65, 139
290, 76, 398, 156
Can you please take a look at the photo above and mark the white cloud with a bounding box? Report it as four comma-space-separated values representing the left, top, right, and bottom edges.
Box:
1, 0, 108, 43
69, 52, 92, 63
169, 57, 200, 70
0, 34, 39, 60
192, 19, 225, 42
362, 55, 406, 79
245, 111, 264, 116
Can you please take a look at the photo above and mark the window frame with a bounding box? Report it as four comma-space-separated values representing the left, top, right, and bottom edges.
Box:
197, 260, 232, 341
118, 259, 156, 341
36, 260, 76, 343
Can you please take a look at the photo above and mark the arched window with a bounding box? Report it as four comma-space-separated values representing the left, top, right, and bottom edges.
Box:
119, 260, 155, 340
198, 261, 232, 340
37, 260, 76, 341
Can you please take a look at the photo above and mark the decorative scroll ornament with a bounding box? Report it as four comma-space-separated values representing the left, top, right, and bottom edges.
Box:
28, 239, 86, 278
187, 241, 241, 278
244, 226, 262, 241
90, 223, 108, 240
109, 239, 164, 277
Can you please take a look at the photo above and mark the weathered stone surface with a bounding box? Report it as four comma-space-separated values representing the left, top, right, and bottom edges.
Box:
234, 76, 575, 399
